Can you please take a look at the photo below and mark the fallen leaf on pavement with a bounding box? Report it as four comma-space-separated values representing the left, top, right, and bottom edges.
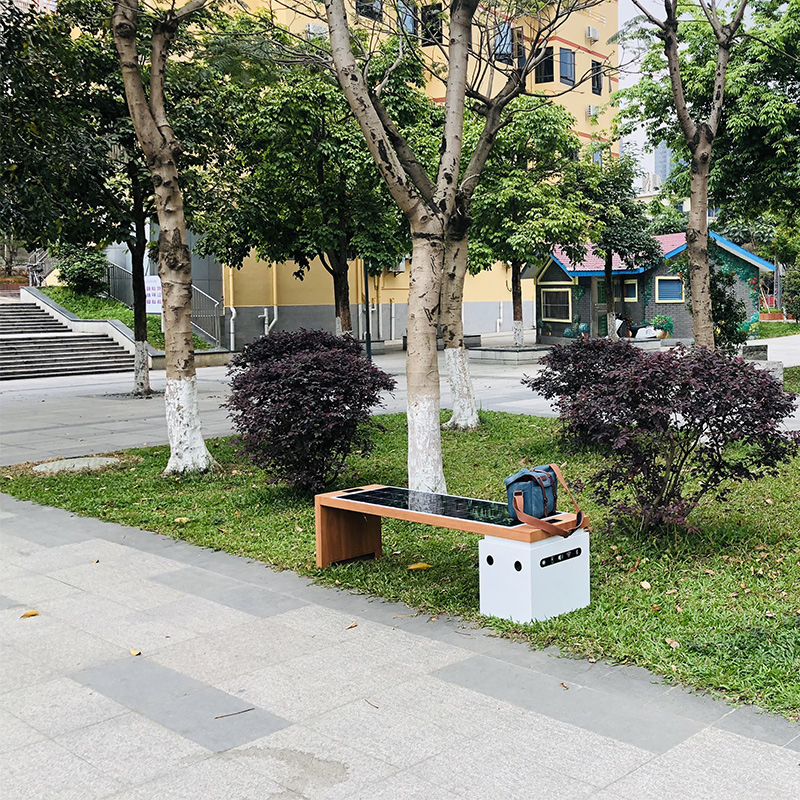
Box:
130, 648, 141, 656
20, 610, 39, 618
345, 622, 358, 630
560, 683, 569, 690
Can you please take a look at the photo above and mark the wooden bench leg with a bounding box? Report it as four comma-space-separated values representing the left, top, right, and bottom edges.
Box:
315, 503, 382, 568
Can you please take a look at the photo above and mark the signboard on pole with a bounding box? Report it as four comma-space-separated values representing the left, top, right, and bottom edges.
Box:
144, 276, 162, 314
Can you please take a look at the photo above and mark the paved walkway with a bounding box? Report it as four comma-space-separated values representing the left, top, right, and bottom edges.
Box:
2, 496, 799, 799
1, 338, 799, 798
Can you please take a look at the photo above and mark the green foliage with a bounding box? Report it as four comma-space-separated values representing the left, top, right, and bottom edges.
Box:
53, 245, 108, 296
469, 98, 589, 272
784, 260, 800, 321
646, 200, 687, 235
649, 314, 673, 335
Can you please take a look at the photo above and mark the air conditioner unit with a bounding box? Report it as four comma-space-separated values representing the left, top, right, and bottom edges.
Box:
390, 255, 409, 274
586, 105, 601, 118
586, 26, 600, 43
306, 22, 329, 40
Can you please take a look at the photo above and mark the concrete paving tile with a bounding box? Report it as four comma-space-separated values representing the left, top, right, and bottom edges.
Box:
608, 727, 800, 800
225, 723, 399, 800
435, 655, 703, 754
134, 755, 291, 800
141, 687, 289, 752
216, 647, 411, 722
485, 707, 652, 786
304, 699, 474, 770
149, 617, 320, 683
0, 601, 68, 644
584, 663, 673, 703
0, 738, 126, 799
214, 583, 308, 618
89, 611, 198, 653
2, 571, 83, 603
33, 590, 133, 629
152, 565, 257, 598
343, 770, 465, 800
72, 656, 207, 712
0, 707, 46, 753
0, 642, 57, 693
0, 677, 129, 738
712, 704, 800, 747
0, 592, 21, 610
641, 684, 733, 724
144, 595, 260, 633
8, 522, 92, 547
412, 737, 597, 800
55, 712, 209, 785
10, 620, 125, 674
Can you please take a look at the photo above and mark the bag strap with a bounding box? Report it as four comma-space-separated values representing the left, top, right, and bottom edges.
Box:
548, 463, 582, 516
511, 493, 584, 538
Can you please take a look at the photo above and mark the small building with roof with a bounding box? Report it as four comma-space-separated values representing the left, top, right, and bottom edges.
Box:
532, 232, 774, 342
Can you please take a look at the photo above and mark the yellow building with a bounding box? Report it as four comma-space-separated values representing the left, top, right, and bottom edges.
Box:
222, 2, 619, 348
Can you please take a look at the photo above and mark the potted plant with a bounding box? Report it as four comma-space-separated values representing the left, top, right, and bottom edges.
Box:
650, 314, 674, 339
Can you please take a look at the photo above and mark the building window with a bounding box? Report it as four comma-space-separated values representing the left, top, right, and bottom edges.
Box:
597, 281, 607, 304
421, 4, 442, 46
592, 150, 603, 166
398, 1, 417, 35
560, 48, 575, 86
493, 23, 513, 65
542, 289, 571, 322
512, 27, 526, 70
356, 0, 382, 22
656, 276, 684, 303
624, 280, 638, 302
598, 314, 608, 336
591, 60, 603, 95
534, 47, 554, 83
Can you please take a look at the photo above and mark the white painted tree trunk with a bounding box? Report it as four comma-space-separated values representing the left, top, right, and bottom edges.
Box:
164, 376, 213, 473
407, 394, 447, 494
513, 320, 524, 348
133, 340, 150, 396
442, 347, 479, 430
607, 312, 620, 341
334, 316, 343, 336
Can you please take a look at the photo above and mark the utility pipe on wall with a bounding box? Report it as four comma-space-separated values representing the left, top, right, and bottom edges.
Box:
390, 299, 395, 341
229, 307, 237, 352
496, 301, 503, 333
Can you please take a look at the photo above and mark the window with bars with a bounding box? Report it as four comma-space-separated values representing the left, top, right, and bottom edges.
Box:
591, 61, 603, 95
513, 27, 526, 70
560, 48, 575, 85
542, 289, 571, 322
421, 4, 443, 46
624, 280, 638, 302
356, 0, 382, 21
534, 47, 554, 83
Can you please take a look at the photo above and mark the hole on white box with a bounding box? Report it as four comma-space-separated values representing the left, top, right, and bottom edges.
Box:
486, 555, 494, 566
514, 561, 522, 572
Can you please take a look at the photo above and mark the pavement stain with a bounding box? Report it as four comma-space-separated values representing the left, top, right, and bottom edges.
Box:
230, 745, 349, 793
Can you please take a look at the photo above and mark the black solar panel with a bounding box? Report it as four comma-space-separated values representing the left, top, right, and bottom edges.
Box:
340, 486, 521, 527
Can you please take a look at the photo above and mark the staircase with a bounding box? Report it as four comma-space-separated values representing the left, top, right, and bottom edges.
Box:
0, 303, 135, 380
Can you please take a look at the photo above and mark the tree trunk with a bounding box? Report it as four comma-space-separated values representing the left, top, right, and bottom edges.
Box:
511, 259, 524, 348
153, 155, 213, 473
604, 251, 619, 341
113, 0, 214, 474
687, 138, 715, 349
130, 171, 151, 396
330, 259, 352, 335
440, 224, 479, 431
406, 220, 447, 493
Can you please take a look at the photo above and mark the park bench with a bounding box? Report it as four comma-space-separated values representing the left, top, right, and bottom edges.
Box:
315, 485, 591, 623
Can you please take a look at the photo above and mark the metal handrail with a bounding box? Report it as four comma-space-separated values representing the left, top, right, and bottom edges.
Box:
105, 263, 222, 348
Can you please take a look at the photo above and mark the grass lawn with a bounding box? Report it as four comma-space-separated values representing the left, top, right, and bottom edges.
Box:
785, 366, 800, 394
3, 411, 799, 719
758, 321, 800, 339
41, 287, 211, 351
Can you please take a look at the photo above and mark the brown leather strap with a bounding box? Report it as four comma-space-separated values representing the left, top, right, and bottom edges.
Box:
548, 463, 582, 516
512, 492, 584, 538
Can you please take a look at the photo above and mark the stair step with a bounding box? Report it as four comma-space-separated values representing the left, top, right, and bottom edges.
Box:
1, 364, 135, 380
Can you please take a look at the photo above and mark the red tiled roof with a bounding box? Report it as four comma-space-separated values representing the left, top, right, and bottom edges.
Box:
552, 233, 687, 274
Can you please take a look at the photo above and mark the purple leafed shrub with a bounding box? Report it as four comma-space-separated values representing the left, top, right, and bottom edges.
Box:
225, 330, 396, 494
525, 339, 798, 532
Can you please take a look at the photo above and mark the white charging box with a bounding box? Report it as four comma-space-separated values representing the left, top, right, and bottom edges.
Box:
478, 529, 590, 623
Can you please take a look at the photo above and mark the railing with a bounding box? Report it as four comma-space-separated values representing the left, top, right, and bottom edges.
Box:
105, 263, 222, 348
107, 262, 135, 307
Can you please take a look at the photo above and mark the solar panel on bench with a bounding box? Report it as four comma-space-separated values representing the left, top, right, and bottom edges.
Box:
341, 486, 521, 527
